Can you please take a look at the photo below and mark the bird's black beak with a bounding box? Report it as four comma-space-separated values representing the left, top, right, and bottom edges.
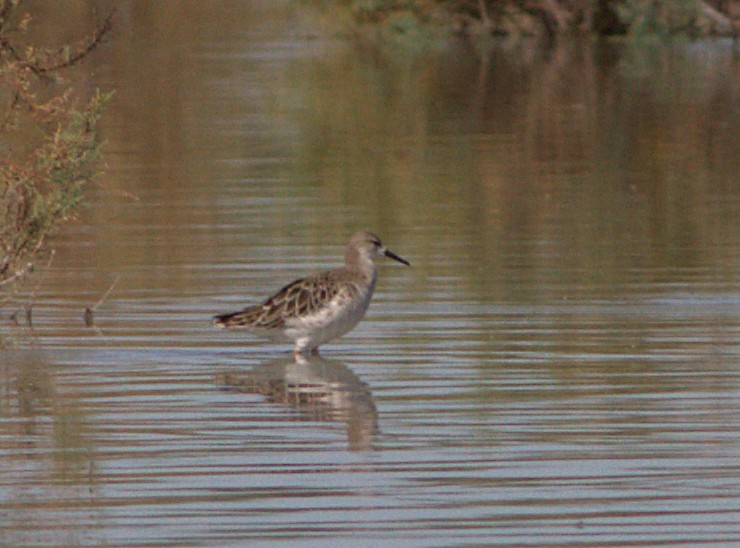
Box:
384, 248, 410, 266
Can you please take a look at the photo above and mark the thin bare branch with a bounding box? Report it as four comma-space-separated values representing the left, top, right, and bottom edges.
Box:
35, 10, 114, 73
91, 274, 120, 311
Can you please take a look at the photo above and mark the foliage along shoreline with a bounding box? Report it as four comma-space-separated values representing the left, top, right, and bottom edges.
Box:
1, 1, 113, 319
328, 0, 738, 43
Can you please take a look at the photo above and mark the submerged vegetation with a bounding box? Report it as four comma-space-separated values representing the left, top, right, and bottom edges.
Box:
0, 1, 112, 306
324, 0, 737, 42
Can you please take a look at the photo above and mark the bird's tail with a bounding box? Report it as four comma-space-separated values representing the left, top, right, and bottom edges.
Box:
213, 307, 260, 329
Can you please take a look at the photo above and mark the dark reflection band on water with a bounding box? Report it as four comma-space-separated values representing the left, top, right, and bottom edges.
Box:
216, 355, 379, 452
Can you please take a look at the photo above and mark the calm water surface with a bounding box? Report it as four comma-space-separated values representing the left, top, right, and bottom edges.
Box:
1, 2, 739, 546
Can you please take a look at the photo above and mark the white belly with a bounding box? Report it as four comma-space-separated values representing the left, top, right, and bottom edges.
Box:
284, 286, 373, 352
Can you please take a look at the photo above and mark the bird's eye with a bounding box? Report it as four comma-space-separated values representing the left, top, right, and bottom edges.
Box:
372, 240, 381, 247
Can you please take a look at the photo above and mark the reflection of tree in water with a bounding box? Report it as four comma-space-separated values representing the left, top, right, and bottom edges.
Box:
0, 350, 99, 546
217, 355, 379, 452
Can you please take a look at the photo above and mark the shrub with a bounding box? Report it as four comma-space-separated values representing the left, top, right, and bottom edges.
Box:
0, 2, 112, 292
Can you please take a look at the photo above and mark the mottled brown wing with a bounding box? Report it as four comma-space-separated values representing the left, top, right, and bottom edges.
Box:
213, 272, 356, 330
260, 273, 349, 324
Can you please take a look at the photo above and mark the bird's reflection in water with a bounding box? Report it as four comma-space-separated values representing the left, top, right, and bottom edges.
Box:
216, 355, 378, 451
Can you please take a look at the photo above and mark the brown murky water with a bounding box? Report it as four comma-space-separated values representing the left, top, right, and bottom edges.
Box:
2, 2, 739, 546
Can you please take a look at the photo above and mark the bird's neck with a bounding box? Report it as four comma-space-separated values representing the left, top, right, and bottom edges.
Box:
345, 248, 376, 284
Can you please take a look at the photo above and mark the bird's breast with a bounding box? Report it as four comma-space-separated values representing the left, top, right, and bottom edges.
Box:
286, 282, 374, 344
